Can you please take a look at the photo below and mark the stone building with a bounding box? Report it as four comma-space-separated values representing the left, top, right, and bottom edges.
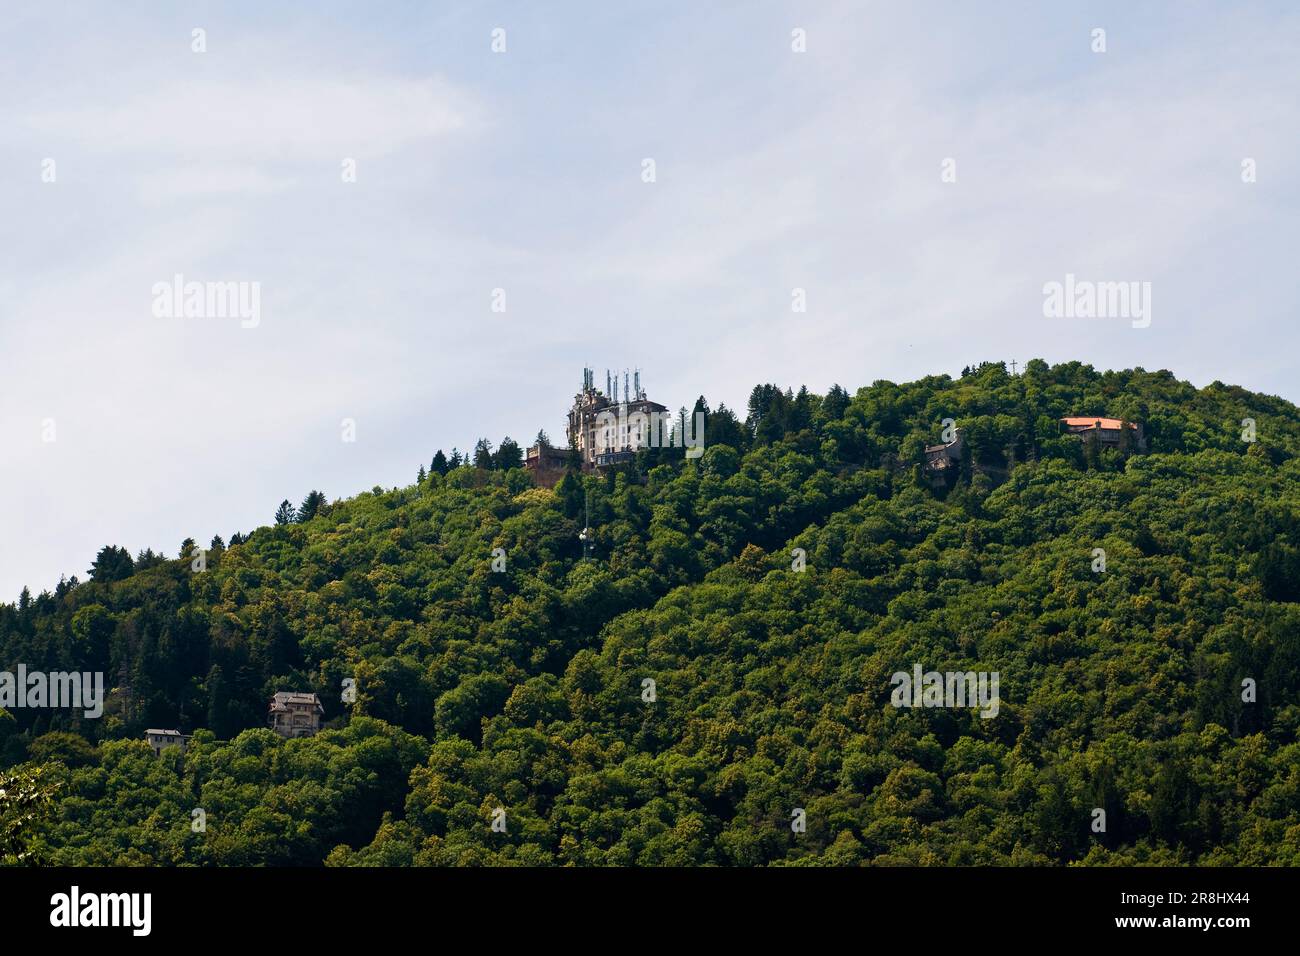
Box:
268, 691, 324, 738
569, 367, 669, 469
526, 367, 669, 473
524, 441, 569, 472
923, 427, 964, 482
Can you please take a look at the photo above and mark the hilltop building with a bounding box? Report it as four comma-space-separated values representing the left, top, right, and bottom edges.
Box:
1061, 417, 1145, 450
923, 427, 964, 482
526, 367, 669, 473
268, 691, 324, 739
144, 728, 187, 756
524, 442, 568, 472
919, 415, 1145, 489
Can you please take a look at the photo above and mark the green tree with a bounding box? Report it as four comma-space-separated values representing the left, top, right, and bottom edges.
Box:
274, 499, 296, 525
298, 490, 327, 522
88, 545, 134, 583
494, 437, 523, 470
0, 766, 57, 865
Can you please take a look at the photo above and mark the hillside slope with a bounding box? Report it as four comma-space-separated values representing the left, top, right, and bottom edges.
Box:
3, 360, 1299, 865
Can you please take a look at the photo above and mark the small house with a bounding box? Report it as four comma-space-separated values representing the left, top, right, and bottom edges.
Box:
268, 691, 324, 739
145, 729, 187, 756
923, 427, 964, 477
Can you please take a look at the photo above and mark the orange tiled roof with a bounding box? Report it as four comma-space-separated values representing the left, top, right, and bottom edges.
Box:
1061, 417, 1135, 430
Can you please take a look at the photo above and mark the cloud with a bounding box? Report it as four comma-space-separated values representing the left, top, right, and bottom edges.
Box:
137, 165, 296, 202
1, 1, 1298, 602
19, 75, 471, 161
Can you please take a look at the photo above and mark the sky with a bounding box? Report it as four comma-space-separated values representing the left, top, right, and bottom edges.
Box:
1, 1, 1298, 600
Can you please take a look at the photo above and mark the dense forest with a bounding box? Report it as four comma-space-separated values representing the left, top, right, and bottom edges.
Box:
2, 360, 1299, 866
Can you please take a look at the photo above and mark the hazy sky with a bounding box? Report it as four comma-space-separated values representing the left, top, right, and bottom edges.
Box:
2, 1, 1297, 600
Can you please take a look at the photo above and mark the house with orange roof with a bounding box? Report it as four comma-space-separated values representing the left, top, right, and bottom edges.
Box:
1060, 416, 1145, 450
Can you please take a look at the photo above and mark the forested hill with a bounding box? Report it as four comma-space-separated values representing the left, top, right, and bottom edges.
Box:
3, 360, 1300, 866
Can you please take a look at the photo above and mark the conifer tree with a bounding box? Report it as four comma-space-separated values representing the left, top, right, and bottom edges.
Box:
298, 490, 327, 522
495, 437, 523, 470
274, 500, 296, 525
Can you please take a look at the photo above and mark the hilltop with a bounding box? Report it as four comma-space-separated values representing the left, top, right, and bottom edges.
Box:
2, 360, 1299, 865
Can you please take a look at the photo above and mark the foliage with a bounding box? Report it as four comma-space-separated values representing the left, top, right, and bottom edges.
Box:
3, 362, 1299, 865
0, 764, 58, 865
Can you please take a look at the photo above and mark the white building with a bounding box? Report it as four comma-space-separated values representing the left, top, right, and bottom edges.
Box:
144, 728, 187, 755
565, 367, 668, 469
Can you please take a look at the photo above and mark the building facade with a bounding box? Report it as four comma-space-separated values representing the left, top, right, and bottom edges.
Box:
524, 442, 568, 472
1060, 417, 1145, 450
567, 367, 669, 469
923, 427, 964, 481
268, 691, 324, 738
524, 368, 672, 474
144, 728, 187, 755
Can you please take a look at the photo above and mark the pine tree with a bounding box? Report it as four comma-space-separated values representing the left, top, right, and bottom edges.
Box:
206, 664, 230, 739
431, 450, 449, 476
298, 490, 327, 522
135, 548, 165, 570
88, 545, 134, 583
789, 386, 812, 433
494, 437, 523, 470
417, 465, 427, 483
1118, 419, 1134, 457
1084, 429, 1101, 471
822, 384, 850, 421
274, 499, 296, 525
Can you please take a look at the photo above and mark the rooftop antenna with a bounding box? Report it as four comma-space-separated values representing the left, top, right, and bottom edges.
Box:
624, 370, 630, 405
634, 368, 641, 400
606, 369, 611, 399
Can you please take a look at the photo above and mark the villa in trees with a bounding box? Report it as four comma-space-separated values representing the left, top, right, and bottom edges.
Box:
268, 691, 324, 738
144, 728, 187, 755
1060, 416, 1145, 450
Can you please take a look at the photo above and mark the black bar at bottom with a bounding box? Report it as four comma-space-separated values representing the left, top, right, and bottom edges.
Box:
0, 865, 1280, 943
